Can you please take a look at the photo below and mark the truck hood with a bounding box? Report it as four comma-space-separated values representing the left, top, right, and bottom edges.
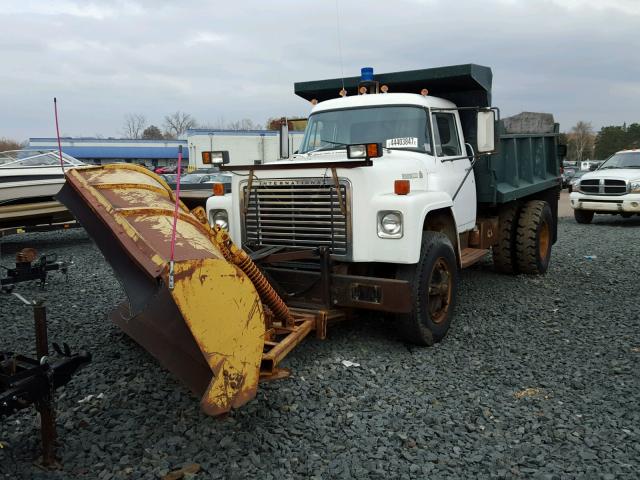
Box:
582, 168, 640, 182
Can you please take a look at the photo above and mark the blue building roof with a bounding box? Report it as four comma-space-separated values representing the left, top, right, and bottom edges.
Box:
186, 129, 304, 136
59, 146, 189, 160
28, 138, 188, 160
29, 137, 189, 145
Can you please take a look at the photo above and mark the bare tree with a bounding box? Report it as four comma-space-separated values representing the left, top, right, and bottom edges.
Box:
122, 113, 147, 139
226, 118, 261, 130
570, 121, 595, 162
163, 111, 197, 138
0, 137, 26, 151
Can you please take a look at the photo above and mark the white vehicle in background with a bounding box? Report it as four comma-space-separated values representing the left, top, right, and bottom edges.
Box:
570, 149, 640, 223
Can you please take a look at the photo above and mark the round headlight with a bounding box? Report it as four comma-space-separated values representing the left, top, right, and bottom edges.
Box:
381, 212, 402, 235
211, 210, 229, 230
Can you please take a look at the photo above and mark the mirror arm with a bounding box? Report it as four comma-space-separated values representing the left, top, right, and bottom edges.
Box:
452, 143, 481, 201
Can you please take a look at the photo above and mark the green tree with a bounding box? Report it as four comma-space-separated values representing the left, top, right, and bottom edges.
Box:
142, 125, 165, 140
626, 123, 640, 148
594, 126, 628, 159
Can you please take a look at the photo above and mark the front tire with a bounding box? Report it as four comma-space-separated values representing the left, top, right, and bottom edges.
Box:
516, 200, 554, 274
396, 231, 458, 346
574, 209, 594, 224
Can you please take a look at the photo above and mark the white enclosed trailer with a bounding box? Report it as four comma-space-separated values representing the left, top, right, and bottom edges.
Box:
187, 129, 304, 169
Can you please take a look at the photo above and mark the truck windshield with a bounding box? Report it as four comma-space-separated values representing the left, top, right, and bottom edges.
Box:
598, 152, 640, 169
298, 106, 431, 155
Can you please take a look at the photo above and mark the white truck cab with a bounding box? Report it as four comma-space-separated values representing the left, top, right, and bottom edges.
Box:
570, 149, 640, 223
209, 92, 480, 264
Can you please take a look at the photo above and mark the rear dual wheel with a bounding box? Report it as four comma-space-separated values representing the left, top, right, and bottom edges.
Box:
492, 203, 519, 273
493, 200, 554, 275
516, 200, 553, 274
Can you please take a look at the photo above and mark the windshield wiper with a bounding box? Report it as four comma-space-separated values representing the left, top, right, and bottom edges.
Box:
385, 147, 426, 154
320, 139, 349, 147
304, 139, 349, 155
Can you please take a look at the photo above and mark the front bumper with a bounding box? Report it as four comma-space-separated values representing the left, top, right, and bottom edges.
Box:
570, 192, 640, 213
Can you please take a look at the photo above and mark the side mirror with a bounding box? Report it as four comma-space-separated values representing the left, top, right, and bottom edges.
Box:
279, 117, 289, 159
476, 110, 496, 153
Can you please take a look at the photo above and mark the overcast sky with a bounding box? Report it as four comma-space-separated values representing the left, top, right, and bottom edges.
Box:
1, 0, 639, 140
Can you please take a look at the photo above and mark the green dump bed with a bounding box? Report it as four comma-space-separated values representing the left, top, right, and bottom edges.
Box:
474, 112, 562, 205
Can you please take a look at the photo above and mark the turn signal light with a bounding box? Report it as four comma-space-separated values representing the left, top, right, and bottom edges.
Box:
394, 180, 410, 195
367, 143, 380, 158
213, 183, 225, 196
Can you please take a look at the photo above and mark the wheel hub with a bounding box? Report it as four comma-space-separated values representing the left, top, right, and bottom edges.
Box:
428, 257, 452, 324
539, 221, 551, 261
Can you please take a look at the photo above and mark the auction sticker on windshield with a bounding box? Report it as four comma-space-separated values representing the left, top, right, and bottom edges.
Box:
386, 137, 418, 148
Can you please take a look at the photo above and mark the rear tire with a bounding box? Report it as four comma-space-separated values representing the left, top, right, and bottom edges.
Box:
396, 231, 458, 346
574, 209, 594, 224
493, 203, 520, 274
516, 200, 554, 274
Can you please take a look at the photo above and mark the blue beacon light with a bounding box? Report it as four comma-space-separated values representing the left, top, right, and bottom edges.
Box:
360, 67, 374, 82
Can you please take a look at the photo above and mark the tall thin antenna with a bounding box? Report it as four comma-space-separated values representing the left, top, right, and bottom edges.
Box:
334, 0, 346, 93
53, 97, 64, 172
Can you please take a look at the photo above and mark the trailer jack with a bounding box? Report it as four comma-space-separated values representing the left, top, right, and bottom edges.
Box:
1, 248, 71, 293
1, 295, 91, 469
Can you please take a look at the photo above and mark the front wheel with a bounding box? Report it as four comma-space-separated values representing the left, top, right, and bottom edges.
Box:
574, 209, 594, 224
396, 231, 458, 346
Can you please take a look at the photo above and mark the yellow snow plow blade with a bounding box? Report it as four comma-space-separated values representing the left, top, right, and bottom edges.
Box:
57, 164, 266, 415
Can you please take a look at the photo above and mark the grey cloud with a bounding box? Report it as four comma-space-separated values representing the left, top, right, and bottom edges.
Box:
1, 0, 638, 140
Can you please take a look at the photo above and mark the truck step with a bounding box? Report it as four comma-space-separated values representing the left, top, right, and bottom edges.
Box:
460, 248, 489, 268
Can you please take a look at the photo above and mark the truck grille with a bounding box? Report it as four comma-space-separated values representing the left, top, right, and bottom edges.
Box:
241, 178, 351, 257
579, 179, 627, 195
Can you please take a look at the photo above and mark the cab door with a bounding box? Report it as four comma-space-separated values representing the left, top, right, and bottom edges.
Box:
431, 112, 477, 231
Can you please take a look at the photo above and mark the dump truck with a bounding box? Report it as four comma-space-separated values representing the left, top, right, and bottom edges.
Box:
206, 64, 563, 340
58, 64, 562, 416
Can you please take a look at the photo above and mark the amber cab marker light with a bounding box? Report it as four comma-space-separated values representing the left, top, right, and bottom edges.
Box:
420, 88, 429, 96
394, 180, 410, 195
212, 183, 225, 196
366, 143, 380, 158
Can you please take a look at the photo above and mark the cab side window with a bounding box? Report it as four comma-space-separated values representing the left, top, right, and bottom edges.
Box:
432, 113, 461, 157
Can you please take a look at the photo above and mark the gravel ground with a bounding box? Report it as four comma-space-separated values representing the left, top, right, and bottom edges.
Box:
1, 215, 639, 479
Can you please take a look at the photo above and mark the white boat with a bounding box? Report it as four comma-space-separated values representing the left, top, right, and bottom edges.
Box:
0, 150, 85, 205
